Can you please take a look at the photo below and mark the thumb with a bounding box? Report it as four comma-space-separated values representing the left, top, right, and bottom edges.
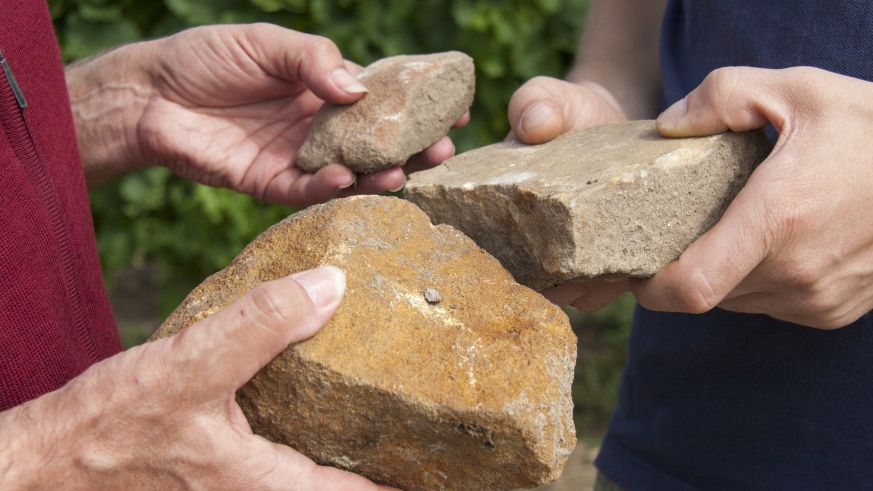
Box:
242, 24, 368, 104
172, 265, 346, 394
508, 76, 625, 144
634, 67, 803, 312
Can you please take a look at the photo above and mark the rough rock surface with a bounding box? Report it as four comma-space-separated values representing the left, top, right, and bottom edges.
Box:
151, 196, 576, 490
406, 121, 771, 289
297, 52, 475, 174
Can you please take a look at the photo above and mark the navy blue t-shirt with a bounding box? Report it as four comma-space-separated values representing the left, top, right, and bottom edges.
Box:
595, 1, 873, 489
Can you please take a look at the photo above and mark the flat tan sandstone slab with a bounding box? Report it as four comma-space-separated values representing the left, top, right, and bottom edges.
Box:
151, 196, 576, 490
297, 52, 475, 174
406, 121, 771, 289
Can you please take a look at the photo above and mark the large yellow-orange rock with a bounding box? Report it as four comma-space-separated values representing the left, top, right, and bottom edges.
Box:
151, 196, 576, 490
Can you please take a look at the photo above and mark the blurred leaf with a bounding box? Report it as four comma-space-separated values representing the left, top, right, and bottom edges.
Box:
79, 4, 124, 22
61, 13, 139, 59
250, 0, 286, 12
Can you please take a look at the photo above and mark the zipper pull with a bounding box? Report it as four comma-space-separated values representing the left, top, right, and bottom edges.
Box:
0, 48, 27, 109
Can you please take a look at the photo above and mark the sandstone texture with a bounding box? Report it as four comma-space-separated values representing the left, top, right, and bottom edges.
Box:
297, 52, 475, 174
406, 121, 771, 289
151, 196, 576, 490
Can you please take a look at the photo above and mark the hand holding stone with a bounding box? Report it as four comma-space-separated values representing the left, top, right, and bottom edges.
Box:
124, 24, 462, 206
0, 267, 392, 490
633, 67, 873, 328
151, 196, 577, 490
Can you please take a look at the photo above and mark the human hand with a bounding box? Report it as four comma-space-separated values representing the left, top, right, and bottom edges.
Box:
0, 266, 393, 489
622, 67, 873, 329
507, 76, 627, 144
70, 24, 466, 206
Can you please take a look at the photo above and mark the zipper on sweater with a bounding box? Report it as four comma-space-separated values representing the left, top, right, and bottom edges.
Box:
0, 48, 98, 362
0, 50, 26, 109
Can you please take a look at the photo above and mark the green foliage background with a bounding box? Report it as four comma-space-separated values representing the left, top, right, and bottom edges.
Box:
50, 0, 631, 436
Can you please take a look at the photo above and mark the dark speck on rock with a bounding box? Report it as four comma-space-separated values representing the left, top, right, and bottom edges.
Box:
423, 287, 443, 304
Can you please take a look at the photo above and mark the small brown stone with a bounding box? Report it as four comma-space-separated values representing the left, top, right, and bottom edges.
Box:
296, 52, 475, 174
150, 196, 576, 490
406, 121, 771, 289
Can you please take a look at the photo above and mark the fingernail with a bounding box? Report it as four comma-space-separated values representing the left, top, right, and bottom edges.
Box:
338, 175, 356, 189
388, 178, 407, 193
657, 97, 687, 130
331, 69, 368, 94
292, 266, 346, 309
521, 102, 555, 133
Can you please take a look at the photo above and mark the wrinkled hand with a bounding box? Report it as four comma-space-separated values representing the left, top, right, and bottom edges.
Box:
0, 266, 393, 489
626, 67, 873, 328
97, 24, 465, 206
508, 76, 635, 310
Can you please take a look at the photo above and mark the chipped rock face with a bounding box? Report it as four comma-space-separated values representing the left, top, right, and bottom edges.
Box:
296, 52, 475, 174
406, 121, 772, 289
150, 196, 576, 490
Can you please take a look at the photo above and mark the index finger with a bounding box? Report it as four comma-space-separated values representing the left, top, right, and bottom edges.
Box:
632, 182, 770, 313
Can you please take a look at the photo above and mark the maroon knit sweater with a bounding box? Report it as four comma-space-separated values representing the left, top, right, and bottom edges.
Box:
0, 1, 122, 411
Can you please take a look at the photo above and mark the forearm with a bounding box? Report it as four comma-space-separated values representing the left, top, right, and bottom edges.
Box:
567, 0, 667, 119
66, 42, 158, 184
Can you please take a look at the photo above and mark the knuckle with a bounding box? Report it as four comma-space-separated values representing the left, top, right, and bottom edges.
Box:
240, 22, 272, 40
778, 263, 819, 290
93, 344, 174, 411
674, 288, 717, 314
638, 272, 718, 314
784, 65, 826, 83
804, 291, 838, 315
124, 345, 165, 389
807, 310, 850, 330
703, 67, 743, 123
511, 76, 558, 104
798, 281, 843, 318
782, 66, 832, 110
305, 34, 340, 61
673, 274, 719, 314
705, 68, 740, 100
244, 282, 307, 331
249, 21, 277, 32
528, 75, 560, 89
